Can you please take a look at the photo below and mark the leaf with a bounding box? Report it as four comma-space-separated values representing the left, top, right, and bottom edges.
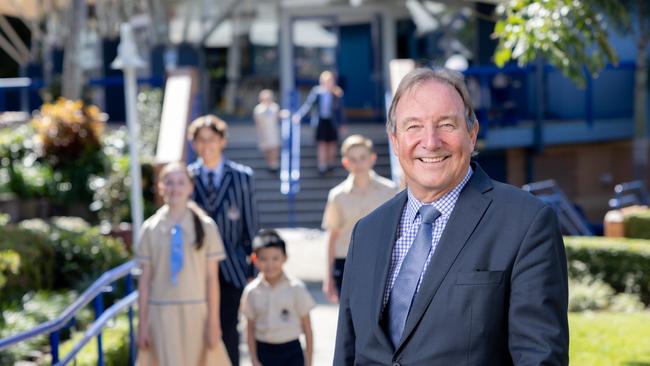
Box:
494, 46, 512, 67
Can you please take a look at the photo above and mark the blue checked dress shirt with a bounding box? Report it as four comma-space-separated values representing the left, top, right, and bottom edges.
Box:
382, 167, 473, 307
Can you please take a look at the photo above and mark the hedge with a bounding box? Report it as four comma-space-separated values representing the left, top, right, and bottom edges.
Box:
0, 217, 129, 305
565, 236, 650, 305
0, 226, 55, 306
624, 208, 650, 240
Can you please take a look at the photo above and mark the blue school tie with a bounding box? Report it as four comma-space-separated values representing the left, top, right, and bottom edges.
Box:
170, 224, 183, 285
387, 205, 441, 347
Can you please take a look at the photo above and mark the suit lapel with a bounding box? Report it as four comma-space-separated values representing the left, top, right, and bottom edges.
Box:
191, 160, 233, 214
397, 165, 493, 351
371, 191, 408, 351
213, 163, 233, 212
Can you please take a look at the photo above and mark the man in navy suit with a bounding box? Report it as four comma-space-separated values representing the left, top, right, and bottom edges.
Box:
188, 115, 258, 365
334, 68, 569, 365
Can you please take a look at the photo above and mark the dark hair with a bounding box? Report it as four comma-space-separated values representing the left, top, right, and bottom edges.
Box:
187, 114, 228, 141
159, 162, 205, 249
252, 229, 287, 255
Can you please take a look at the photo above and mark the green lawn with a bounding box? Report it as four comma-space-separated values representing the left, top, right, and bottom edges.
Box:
570, 311, 650, 366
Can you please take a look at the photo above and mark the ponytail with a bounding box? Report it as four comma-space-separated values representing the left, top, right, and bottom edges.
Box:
188, 204, 205, 250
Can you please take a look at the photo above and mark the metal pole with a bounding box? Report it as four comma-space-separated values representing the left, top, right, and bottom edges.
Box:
112, 23, 146, 244
93, 295, 105, 366
124, 66, 144, 239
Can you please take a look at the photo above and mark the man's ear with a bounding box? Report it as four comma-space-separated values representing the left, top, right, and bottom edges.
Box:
469, 120, 479, 147
389, 132, 399, 155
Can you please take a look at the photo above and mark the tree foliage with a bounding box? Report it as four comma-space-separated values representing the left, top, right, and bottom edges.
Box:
492, 0, 629, 87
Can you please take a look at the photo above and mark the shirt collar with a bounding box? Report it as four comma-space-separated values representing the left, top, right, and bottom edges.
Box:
258, 272, 290, 288
405, 166, 473, 224
341, 170, 380, 194
201, 158, 225, 180
157, 205, 194, 233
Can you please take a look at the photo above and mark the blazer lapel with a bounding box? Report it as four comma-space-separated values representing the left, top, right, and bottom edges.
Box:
213, 164, 233, 211
371, 190, 408, 351
397, 165, 493, 351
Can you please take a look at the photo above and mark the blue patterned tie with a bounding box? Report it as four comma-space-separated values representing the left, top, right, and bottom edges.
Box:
206, 171, 218, 205
170, 224, 183, 285
387, 205, 441, 347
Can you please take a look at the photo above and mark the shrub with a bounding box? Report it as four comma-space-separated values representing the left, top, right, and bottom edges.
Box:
0, 124, 53, 199
0, 249, 20, 290
569, 275, 645, 312
0, 226, 55, 306
565, 236, 650, 305
91, 127, 157, 226
624, 208, 650, 240
0, 290, 82, 365
0, 217, 129, 306
31, 98, 107, 205
18, 218, 129, 291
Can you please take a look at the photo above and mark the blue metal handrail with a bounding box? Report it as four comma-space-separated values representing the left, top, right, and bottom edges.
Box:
56, 291, 138, 366
0, 260, 138, 365
280, 90, 301, 226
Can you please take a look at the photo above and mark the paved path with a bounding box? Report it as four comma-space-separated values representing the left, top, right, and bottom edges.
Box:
239, 228, 338, 366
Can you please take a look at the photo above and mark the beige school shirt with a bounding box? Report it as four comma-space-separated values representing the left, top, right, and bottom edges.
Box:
135, 205, 226, 303
240, 273, 315, 344
322, 171, 398, 259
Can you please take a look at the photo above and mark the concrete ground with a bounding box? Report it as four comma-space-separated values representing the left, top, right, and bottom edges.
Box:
239, 228, 338, 366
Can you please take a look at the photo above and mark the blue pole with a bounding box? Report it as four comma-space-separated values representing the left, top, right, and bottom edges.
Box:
126, 274, 136, 366
93, 295, 105, 366
49, 331, 60, 365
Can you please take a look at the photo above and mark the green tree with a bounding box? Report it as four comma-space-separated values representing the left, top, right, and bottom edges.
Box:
493, 0, 649, 183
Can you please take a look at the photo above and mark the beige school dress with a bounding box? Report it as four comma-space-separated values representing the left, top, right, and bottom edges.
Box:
253, 102, 281, 151
135, 205, 231, 366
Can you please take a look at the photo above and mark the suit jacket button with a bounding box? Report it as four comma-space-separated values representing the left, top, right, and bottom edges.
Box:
392, 363, 401, 366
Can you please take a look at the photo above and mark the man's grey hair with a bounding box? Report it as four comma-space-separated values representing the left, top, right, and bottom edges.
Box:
386, 67, 478, 135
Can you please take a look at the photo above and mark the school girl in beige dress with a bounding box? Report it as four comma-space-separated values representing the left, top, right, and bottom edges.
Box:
136, 162, 231, 366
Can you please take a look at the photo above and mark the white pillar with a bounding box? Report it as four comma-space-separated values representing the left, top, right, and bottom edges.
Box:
112, 23, 146, 247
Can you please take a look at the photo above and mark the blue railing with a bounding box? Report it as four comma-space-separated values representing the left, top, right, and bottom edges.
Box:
0, 260, 138, 366
280, 90, 301, 227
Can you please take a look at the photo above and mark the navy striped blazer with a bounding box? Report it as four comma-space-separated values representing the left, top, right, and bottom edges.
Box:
189, 159, 258, 289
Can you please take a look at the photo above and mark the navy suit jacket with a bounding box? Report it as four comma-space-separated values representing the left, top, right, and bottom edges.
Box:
189, 159, 258, 288
334, 163, 569, 365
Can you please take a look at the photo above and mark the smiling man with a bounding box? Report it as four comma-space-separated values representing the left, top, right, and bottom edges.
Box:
334, 68, 569, 365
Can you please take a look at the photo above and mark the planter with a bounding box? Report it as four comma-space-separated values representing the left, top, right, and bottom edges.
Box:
0, 194, 50, 222
107, 222, 133, 252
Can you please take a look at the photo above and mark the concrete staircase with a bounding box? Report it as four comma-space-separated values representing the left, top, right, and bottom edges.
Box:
224, 124, 393, 228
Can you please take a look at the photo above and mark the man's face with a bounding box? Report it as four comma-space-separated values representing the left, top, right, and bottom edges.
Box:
342, 145, 376, 176
192, 127, 226, 167
389, 79, 478, 202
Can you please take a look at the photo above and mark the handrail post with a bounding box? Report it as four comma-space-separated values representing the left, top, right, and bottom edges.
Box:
126, 273, 136, 366
93, 295, 105, 366
49, 331, 60, 365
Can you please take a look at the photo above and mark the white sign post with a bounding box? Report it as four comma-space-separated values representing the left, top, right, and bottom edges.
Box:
111, 23, 146, 247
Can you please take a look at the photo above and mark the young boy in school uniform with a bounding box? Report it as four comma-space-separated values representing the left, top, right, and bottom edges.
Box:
322, 134, 398, 302
241, 229, 315, 366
